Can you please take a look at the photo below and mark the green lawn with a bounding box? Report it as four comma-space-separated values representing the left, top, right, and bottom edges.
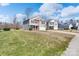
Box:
0, 30, 74, 56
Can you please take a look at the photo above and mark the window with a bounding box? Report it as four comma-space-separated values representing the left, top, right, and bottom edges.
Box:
50, 22, 54, 25
41, 21, 45, 24
31, 19, 39, 24
54, 22, 58, 25
31, 20, 35, 23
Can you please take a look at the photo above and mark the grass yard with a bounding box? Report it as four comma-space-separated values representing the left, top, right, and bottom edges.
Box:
0, 30, 74, 56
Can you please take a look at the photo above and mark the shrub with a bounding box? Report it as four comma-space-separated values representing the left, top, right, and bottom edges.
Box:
15, 28, 20, 30
29, 27, 32, 31
3, 28, 10, 31
64, 28, 69, 30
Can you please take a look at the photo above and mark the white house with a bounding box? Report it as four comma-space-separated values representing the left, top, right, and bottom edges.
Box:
47, 19, 58, 30
76, 22, 79, 30
39, 20, 46, 31
23, 16, 46, 31
69, 24, 73, 30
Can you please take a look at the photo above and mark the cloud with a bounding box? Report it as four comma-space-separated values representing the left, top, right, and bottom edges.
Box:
32, 3, 79, 21
39, 3, 63, 17
0, 3, 10, 6
32, 3, 63, 20
16, 13, 26, 18
31, 12, 41, 17
39, 3, 79, 20
61, 6, 79, 17
15, 13, 26, 23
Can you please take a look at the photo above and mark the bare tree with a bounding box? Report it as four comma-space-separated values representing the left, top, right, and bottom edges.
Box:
13, 16, 17, 24
13, 16, 21, 29
12, 16, 17, 29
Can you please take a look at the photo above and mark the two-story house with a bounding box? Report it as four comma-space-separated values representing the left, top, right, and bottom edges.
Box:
47, 19, 58, 30
23, 16, 46, 31
76, 20, 79, 30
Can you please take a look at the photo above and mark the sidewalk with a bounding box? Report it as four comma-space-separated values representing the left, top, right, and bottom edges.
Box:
62, 33, 79, 56
47, 30, 77, 35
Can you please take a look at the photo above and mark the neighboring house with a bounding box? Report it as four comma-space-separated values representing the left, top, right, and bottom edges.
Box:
69, 24, 73, 30
64, 23, 69, 30
58, 21, 65, 30
68, 19, 77, 30
61, 19, 77, 30
23, 17, 79, 31
47, 19, 58, 30
23, 16, 46, 31
58, 23, 68, 30
78, 25, 79, 30
39, 20, 46, 31
76, 21, 79, 30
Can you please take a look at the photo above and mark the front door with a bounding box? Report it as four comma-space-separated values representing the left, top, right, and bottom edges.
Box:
30, 25, 39, 30
35, 26, 39, 30
49, 26, 54, 30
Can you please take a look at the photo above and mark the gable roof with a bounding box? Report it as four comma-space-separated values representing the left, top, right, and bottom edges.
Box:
23, 19, 29, 24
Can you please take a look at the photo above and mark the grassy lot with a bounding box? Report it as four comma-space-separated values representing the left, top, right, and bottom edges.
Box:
0, 30, 74, 56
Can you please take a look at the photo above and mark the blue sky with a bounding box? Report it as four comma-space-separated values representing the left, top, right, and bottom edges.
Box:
0, 3, 42, 23
0, 3, 42, 17
0, 3, 79, 23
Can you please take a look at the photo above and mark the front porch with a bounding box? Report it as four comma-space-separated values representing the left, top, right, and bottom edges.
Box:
29, 25, 39, 30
